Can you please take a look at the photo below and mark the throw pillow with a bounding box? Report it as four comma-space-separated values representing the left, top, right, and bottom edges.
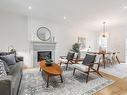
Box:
0, 51, 17, 61
0, 52, 10, 56
0, 59, 10, 73
82, 54, 96, 65
0, 61, 7, 80
0, 54, 16, 66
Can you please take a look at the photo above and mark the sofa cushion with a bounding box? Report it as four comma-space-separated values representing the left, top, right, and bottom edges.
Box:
8, 61, 23, 95
0, 54, 16, 66
0, 61, 7, 80
82, 54, 96, 65
8, 61, 22, 75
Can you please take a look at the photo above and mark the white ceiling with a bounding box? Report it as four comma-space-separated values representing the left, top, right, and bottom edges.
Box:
0, 0, 127, 26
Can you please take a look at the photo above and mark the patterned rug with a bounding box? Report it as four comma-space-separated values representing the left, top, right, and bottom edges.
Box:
100, 63, 127, 78
19, 66, 114, 95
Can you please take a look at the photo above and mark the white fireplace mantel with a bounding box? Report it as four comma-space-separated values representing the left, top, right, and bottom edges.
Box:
32, 41, 56, 67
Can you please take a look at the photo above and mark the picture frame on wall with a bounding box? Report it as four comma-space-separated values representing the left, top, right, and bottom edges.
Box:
78, 37, 86, 50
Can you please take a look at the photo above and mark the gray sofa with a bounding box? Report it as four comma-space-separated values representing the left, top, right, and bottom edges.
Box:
0, 56, 23, 95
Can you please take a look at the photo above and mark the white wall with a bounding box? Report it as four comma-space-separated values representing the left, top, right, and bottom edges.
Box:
0, 11, 30, 67
108, 26, 126, 62
28, 17, 98, 63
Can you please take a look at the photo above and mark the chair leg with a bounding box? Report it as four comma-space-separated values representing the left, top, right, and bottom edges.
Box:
86, 66, 91, 83
96, 64, 103, 77
116, 56, 120, 64
60, 62, 62, 66
97, 71, 103, 77
60, 74, 63, 83
112, 58, 115, 64
46, 74, 50, 88
73, 68, 76, 75
40, 67, 41, 71
86, 73, 89, 83
66, 63, 69, 70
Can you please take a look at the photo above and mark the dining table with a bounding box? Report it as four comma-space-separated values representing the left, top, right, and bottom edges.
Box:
88, 51, 120, 68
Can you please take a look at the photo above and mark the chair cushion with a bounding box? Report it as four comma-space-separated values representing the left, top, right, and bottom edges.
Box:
73, 64, 88, 71
59, 58, 68, 63
82, 54, 96, 65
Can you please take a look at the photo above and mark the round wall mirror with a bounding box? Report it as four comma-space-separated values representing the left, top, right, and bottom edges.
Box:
37, 27, 51, 41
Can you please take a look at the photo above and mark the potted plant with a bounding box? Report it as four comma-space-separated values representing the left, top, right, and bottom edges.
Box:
45, 56, 53, 66
72, 43, 80, 53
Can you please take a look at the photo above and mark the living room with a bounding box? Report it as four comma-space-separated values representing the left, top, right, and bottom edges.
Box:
0, 0, 127, 95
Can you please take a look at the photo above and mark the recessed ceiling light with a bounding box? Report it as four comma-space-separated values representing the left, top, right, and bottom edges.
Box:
64, 16, 66, 20
28, 6, 32, 10
123, 6, 127, 9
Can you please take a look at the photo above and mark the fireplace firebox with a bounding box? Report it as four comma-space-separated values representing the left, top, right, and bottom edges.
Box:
38, 51, 52, 62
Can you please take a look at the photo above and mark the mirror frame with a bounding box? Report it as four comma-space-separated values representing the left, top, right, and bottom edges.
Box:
37, 27, 51, 41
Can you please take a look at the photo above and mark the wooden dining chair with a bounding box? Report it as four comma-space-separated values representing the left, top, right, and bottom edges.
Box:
73, 54, 103, 83
105, 52, 114, 65
112, 52, 120, 64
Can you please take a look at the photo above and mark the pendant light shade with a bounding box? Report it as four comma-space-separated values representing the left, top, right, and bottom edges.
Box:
101, 21, 109, 38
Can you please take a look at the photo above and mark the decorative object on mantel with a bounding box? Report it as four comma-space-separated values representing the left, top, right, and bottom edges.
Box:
37, 27, 51, 41
101, 21, 109, 38
52, 36, 55, 43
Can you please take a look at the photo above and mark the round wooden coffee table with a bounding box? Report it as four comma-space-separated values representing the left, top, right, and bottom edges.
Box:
40, 60, 63, 87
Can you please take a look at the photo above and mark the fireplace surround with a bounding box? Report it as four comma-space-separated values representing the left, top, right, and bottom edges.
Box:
32, 41, 56, 67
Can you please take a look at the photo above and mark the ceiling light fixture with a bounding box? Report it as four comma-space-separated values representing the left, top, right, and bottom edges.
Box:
123, 6, 127, 9
28, 6, 32, 10
64, 16, 66, 20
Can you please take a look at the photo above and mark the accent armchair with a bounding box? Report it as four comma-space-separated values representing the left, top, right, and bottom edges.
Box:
73, 54, 103, 83
59, 51, 78, 70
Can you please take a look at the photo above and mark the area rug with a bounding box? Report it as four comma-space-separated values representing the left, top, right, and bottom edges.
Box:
100, 63, 127, 78
19, 66, 114, 95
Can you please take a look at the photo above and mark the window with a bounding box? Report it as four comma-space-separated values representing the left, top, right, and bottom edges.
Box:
99, 36, 108, 51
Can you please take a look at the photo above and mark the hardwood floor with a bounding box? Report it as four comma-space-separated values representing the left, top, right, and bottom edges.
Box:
95, 72, 127, 95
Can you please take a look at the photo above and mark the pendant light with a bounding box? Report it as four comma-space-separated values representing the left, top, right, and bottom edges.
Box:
101, 21, 109, 38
